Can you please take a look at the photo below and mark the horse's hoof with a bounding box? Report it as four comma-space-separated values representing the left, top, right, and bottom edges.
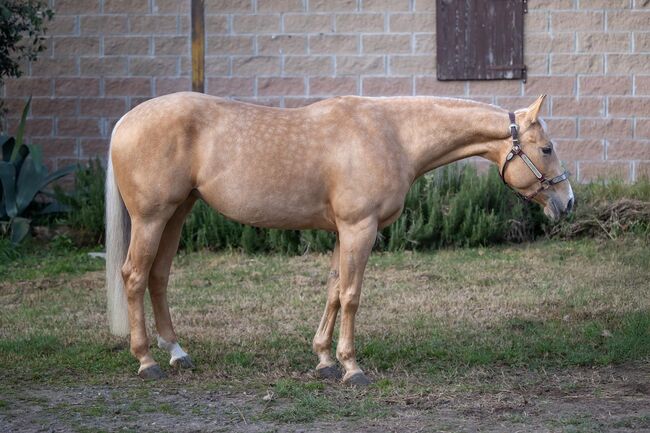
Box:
315, 364, 343, 380
138, 364, 166, 380
171, 355, 195, 370
345, 372, 371, 387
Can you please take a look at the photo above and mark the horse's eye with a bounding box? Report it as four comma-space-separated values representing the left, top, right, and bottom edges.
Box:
541, 147, 552, 155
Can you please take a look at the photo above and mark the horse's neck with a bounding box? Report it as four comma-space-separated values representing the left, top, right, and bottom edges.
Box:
385, 98, 511, 179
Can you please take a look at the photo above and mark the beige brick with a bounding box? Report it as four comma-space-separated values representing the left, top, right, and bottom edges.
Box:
204, 57, 230, 76
634, 33, 650, 52
468, 81, 522, 96
129, 57, 179, 76
637, 118, 650, 138
207, 77, 255, 96
285, 97, 324, 107
155, 36, 190, 55
285, 14, 333, 32
577, 33, 631, 52
283, 56, 334, 75
105, 78, 152, 96
579, 118, 633, 139
48, 16, 77, 35
554, 139, 604, 161
633, 76, 650, 95
529, 0, 575, 9
524, 54, 549, 74
389, 13, 435, 32
636, 161, 650, 181
309, 0, 357, 11
551, 11, 604, 31
80, 98, 126, 117
310, 34, 358, 54
544, 118, 577, 138
552, 97, 604, 116
579, 0, 631, 8
129, 16, 178, 34
608, 97, 650, 116
155, 77, 191, 95
415, 77, 465, 96
4, 78, 52, 97
336, 55, 385, 75
551, 54, 603, 74
362, 0, 410, 11
232, 56, 282, 76
79, 138, 108, 158
414, 0, 435, 12
309, 77, 357, 95
233, 15, 281, 33
362, 77, 412, 96
31, 58, 79, 76
105, 37, 151, 55
105, 0, 149, 13
607, 10, 650, 30
525, 11, 549, 32
80, 15, 128, 34
636, 0, 650, 9
258, 77, 305, 96
80, 57, 128, 76
579, 76, 632, 95
525, 33, 575, 53
55, 78, 100, 97
31, 98, 77, 117
390, 55, 434, 75
363, 34, 411, 54
497, 97, 551, 116
579, 161, 630, 181
258, 0, 303, 12
257, 35, 307, 55
154, 0, 191, 14
205, 0, 252, 13
414, 33, 434, 53
608, 54, 650, 74
207, 36, 254, 55
205, 15, 229, 34
54, 0, 101, 14
607, 140, 650, 159
336, 13, 383, 32
524, 76, 575, 96
57, 118, 101, 137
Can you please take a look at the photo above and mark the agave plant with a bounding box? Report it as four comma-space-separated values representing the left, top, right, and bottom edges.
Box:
0, 98, 76, 244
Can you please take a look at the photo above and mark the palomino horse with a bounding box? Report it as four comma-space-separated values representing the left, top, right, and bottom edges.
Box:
106, 93, 574, 384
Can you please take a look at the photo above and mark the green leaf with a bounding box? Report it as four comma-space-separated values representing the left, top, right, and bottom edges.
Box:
10, 97, 32, 163
10, 217, 31, 245
1, 135, 15, 162
15, 154, 41, 215
0, 161, 18, 218
40, 201, 70, 214
38, 164, 76, 191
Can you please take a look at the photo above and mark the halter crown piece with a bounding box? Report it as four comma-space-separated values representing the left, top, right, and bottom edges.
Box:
499, 112, 569, 201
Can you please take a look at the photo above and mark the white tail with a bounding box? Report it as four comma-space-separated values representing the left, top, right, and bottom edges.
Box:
106, 139, 131, 337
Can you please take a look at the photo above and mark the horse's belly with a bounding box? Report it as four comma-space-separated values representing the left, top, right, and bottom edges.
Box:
196, 178, 334, 231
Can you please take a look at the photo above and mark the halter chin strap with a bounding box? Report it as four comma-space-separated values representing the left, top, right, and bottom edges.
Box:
499, 112, 569, 201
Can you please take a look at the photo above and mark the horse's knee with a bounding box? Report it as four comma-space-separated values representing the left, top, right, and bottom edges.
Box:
340, 291, 359, 312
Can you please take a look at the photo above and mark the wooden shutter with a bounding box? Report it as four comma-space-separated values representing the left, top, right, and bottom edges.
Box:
436, 0, 527, 81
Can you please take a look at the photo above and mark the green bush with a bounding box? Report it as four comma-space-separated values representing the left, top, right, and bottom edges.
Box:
180, 164, 546, 253
55, 159, 105, 244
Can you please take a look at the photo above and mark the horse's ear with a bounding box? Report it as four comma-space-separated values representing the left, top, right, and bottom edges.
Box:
526, 94, 546, 123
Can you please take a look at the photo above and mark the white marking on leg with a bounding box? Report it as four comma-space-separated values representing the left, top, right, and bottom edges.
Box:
157, 336, 188, 366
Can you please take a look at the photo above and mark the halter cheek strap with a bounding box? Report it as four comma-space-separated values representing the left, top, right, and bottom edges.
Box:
499, 112, 569, 201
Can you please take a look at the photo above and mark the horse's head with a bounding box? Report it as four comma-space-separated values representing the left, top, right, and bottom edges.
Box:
499, 95, 574, 221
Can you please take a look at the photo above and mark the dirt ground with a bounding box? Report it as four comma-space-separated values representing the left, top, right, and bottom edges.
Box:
2, 363, 649, 433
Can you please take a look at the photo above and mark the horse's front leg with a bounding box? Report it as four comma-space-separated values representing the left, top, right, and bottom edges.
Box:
335, 218, 377, 385
313, 238, 342, 379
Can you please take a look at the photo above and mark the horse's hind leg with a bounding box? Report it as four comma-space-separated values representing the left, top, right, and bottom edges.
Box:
313, 238, 343, 379
122, 217, 169, 380
149, 196, 196, 370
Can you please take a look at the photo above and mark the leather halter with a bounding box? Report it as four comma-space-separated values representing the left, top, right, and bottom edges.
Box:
499, 112, 569, 201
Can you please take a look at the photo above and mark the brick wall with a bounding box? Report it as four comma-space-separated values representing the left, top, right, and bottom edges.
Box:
2, 0, 650, 181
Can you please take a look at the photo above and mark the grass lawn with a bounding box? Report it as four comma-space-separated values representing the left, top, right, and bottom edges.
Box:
1, 236, 649, 432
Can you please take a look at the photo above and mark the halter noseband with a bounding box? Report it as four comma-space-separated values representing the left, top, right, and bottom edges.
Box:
499, 112, 569, 201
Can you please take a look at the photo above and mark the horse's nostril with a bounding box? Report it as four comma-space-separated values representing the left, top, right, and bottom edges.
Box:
566, 197, 574, 213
